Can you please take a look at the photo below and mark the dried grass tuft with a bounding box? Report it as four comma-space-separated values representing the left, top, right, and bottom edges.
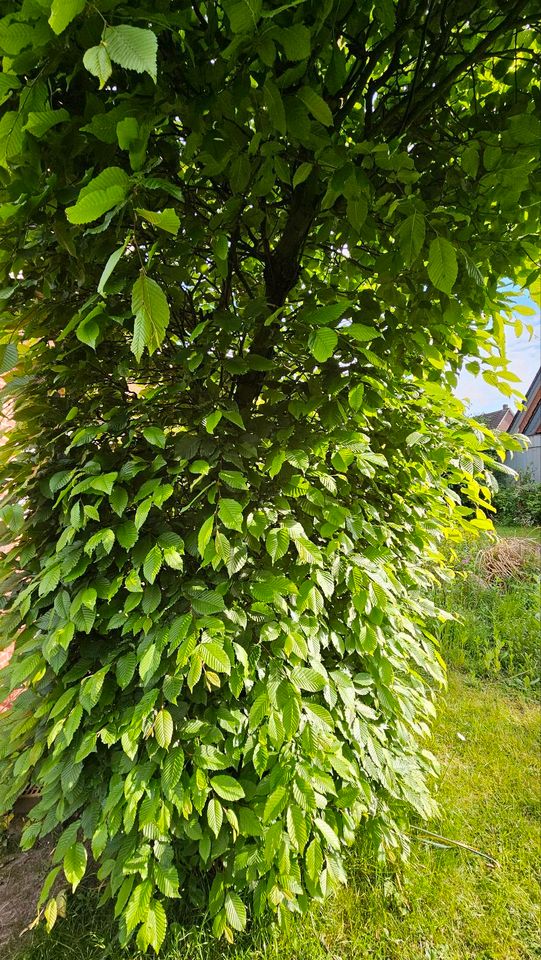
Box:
475, 537, 541, 583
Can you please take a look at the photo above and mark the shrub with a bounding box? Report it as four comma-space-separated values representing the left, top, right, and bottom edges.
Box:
493, 474, 541, 527
0, 1, 536, 953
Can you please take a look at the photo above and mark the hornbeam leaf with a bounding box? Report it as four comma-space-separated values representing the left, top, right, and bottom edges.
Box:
211, 775, 245, 801
136, 208, 180, 236
154, 708, 173, 749
138, 899, 167, 953
428, 237, 458, 295
207, 798, 223, 838
399, 211, 426, 266
103, 25, 158, 82
224, 891, 247, 931
308, 327, 337, 363
49, 0, 85, 34
0, 341, 18, 374
297, 87, 333, 127
63, 842, 87, 892
98, 243, 126, 295
25, 109, 69, 138
83, 44, 113, 89
131, 271, 170, 360
66, 167, 129, 224
218, 498, 244, 532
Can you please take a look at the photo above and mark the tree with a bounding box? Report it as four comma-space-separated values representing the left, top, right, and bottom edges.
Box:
0, 0, 538, 952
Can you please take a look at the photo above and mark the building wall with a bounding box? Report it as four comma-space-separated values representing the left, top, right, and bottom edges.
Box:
505, 434, 541, 482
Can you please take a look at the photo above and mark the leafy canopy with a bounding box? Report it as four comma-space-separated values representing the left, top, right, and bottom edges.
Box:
0, 0, 538, 953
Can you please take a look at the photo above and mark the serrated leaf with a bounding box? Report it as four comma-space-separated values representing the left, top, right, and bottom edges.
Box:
49, 0, 85, 34
399, 211, 426, 266
265, 527, 290, 562
291, 666, 326, 692
191, 590, 224, 616
263, 785, 288, 823
98, 243, 126, 295
428, 237, 458, 295
218, 498, 244, 532
162, 746, 184, 791
103, 25, 158, 82
138, 899, 167, 953
63, 841, 87, 892
131, 271, 170, 360
198, 641, 231, 674
136, 208, 180, 236
227, 0, 262, 33
110, 486, 128, 517
225, 891, 247, 931
0, 341, 18, 374
344, 323, 379, 342
198, 514, 214, 557
305, 837, 322, 882
207, 797, 223, 838
83, 44, 113, 89
155, 863, 179, 898
287, 803, 308, 852
154, 708, 173, 749
66, 167, 129, 224
25, 109, 69, 139
211, 775, 245, 801
116, 651, 137, 689
346, 195, 368, 232
263, 79, 286, 135
143, 545, 162, 584
297, 86, 332, 126
117, 520, 138, 550
281, 23, 311, 60
219, 470, 248, 491
308, 327, 337, 363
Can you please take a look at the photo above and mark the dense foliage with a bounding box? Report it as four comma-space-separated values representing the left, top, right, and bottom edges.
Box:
493, 473, 541, 526
0, 0, 538, 952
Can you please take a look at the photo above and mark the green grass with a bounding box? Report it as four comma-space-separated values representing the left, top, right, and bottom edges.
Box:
16, 673, 541, 960
496, 525, 541, 542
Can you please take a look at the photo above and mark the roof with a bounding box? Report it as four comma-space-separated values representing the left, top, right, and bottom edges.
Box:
477, 406, 513, 431
509, 367, 541, 436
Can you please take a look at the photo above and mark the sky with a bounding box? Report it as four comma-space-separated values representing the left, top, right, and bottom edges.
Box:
456, 289, 541, 415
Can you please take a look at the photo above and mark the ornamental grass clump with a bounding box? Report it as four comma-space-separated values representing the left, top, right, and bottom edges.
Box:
0, 0, 537, 952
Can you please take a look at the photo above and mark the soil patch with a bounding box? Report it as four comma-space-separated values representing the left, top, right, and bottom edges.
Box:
0, 834, 54, 958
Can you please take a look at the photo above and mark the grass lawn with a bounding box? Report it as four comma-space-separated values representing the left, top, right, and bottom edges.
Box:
15, 672, 540, 960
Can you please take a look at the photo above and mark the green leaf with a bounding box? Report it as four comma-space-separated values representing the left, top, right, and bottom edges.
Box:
281, 24, 311, 60
142, 426, 166, 448
83, 44, 113, 89
226, 0, 262, 33
343, 323, 379, 342
154, 708, 173, 749
138, 899, 167, 953
198, 514, 214, 557
218, 498, 244, 532
263, 785, 287, 822
308, 327, 337, 363
303, 303, 347, 326
66, 167, 129, 225
266, 527, 290, 562
116, 651, 137, 689
287, 803, 307, 852
348, 383, 364, 411
210, 775, 245, 801
204, 410, 222, 434
63, 842, 87, 892
346, 195, 368, 232
297, 87, 333, 127
103, 25, 158, 83
109, 486, 128, 517
191, 590, 224, 616
131, 271, 170, 360
291, 666, 326, 692
25, 109, 69, 139
143, 545, 162, 584
207, 798, 223, 838
198, 642, 231, 674
136, 208, 180, 236
219, 470, 248, 491
224, 891, 247, 931
117, 520, 138, 550
399, 211, 426, 266
293, 162, 313, 188
263, 79, 286, 135
0, 341, 18, 374
162, 747, 184, 791
98, 243, 126, 295
49, 0, 85, 34
427, 237, 458, 295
